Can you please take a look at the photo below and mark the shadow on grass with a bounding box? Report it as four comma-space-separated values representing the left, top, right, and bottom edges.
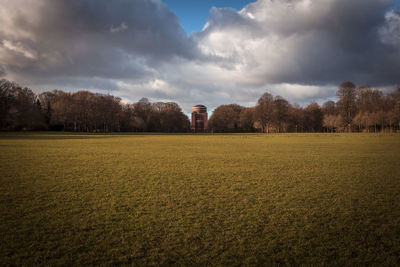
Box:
0, 131, 199, 140
0, 131, 392, 141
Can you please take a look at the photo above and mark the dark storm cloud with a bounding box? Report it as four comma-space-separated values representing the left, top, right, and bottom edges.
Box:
0, 0, 197, 84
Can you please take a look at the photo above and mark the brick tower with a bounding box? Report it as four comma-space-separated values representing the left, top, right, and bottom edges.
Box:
191, 105, 208, 133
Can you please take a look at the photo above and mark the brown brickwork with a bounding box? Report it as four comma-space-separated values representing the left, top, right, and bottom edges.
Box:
191, 105, 208, 133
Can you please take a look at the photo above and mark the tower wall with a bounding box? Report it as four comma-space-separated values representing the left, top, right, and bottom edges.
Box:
191, 105, 208, 133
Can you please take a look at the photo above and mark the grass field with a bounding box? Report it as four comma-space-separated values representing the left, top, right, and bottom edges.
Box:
1, 133, 400, 265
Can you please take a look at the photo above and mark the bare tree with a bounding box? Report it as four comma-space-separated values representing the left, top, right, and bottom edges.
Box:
255, 92, 274, 133
133, 98, 152, 131
209, 104, 243, 132
0, 79, 17, 129
303, 102, 323, 132
337, 81, 357, 132
288, 103, 303, 132
239, 107, 255, 132
322, 100, 337, 116
391, 87, 400, 132
323, 115, 339, 132
271, 96, 290, 133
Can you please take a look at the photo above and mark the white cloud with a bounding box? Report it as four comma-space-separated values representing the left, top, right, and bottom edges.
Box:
379, 10, 400, 44
2, 40, 37, 59
110, 22, 128, 33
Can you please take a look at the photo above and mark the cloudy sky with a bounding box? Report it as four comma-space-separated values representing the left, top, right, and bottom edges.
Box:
1, 0, 399, 112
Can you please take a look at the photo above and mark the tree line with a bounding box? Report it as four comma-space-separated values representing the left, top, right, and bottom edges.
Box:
0, 79, 190, 132
1, 78, 399, 133
209, 81, 400, 133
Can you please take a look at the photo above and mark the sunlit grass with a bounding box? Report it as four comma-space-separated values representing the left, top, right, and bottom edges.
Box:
1, 133, 399, 265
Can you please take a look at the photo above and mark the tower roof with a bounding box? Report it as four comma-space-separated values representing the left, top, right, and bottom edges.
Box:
192, 104, 207, 113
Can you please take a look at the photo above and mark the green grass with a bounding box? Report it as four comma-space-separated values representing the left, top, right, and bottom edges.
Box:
1, 133, 400, 265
